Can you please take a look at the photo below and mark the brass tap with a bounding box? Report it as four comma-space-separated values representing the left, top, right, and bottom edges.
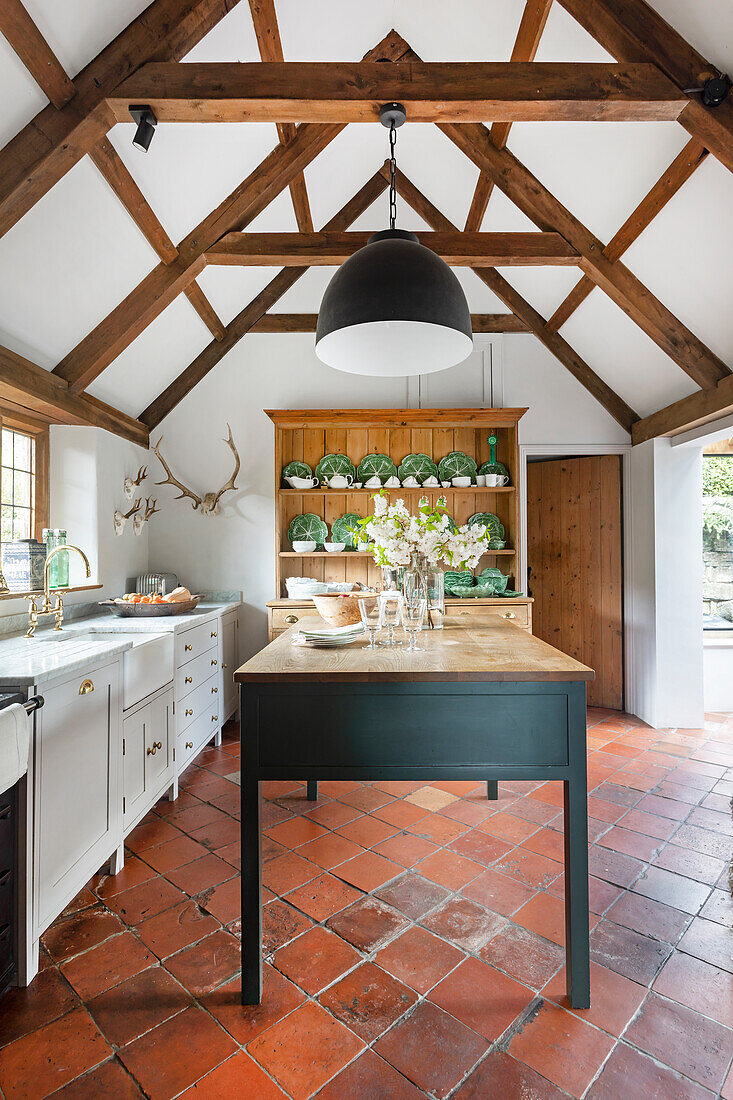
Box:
26, 545, 92, 638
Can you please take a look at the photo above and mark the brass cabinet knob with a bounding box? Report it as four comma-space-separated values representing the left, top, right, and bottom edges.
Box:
185, 740, 193, 749
222, 663, 228, 669
211, 714, 218, 722
503, 611, 516, 620
185, 675, 192, 684
210, 631, 217, 638
185, 643, 192, 652
155, 740, 162, 749
211, 686, 218, 694
78, 679, 94, 695
285, 615, 299, 624
211, 659, 217, 666
146, 745, 156, 756
185, 708, 193, 717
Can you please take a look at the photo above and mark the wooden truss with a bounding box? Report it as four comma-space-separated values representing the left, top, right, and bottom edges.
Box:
0, 0, 731, 446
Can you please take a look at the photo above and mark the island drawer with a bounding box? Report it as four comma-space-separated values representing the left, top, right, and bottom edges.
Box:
177, 674, 220, 733
176, 620, 218, 667
177, 649, 220, 700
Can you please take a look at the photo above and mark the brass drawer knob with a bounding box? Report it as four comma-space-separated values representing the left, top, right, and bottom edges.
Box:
155, 740, 162, 750
185, 740, 193, 749
185, 708, 193, 717
211, 686, 218, 693
146, 744, 157, 757
222, 663, 228, 669
211, 659, 217, 666
503, 611, 516, 620
285, 614, 299, 624
211, 714, 218, 722
184, 643, 192, 652
185, 676, 192, 684
78, 679, 94, 695
210, 631, 217, 638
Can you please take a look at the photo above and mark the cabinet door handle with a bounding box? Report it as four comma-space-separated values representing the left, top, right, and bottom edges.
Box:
146, 744, 157, 756
211, 715, 218, 722
185, 708, 193, 717
210, 659, 217, 666
211, 686, 218, 694
155, 740, 162, 750
222, 663, 228, 670
210, 631, 217, 638
185, 643, 192, 652
78, 679, 94, 695
185, 740, 193, 749
185, 675, 192, 684
285, 615, 299, 624
503, 611, 516, 620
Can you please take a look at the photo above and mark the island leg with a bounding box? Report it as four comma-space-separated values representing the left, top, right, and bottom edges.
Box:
486, 780, 498, 800
307, 781, 318, 801
564, 685, 590, 1009
240, 685, 262, 1005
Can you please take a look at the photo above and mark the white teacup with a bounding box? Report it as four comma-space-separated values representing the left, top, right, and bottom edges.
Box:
384, 475, 401, 488
323, 541, 345, 553
441, 480, 452, 488
452, 476, 472, 488
402, 475, 420, 487
476, 474, 486, 487
324, 473, 353, 489
353, 482, 363, 489
422, 475, 439, 487
292, 540, 316, 553
364, 475, 382, 489
289, 475, 319, 489
485, 473, 509, 487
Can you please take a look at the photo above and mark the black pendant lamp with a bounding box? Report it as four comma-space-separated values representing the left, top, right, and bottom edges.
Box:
315, 104, 473, 377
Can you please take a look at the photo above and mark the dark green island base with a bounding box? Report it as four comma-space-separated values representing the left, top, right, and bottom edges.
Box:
236, 616, 594, 1009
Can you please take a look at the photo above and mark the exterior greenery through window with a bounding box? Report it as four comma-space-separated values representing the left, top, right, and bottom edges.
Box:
703, 451, 733, 626
1, 427, 36, 547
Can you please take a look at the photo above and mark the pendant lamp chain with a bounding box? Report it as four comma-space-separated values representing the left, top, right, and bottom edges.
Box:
389, 119, 398, 230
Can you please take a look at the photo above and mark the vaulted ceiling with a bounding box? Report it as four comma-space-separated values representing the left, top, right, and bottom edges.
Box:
0, 0, 732, 448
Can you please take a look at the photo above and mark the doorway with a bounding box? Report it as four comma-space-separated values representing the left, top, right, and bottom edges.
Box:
526, 455, 624, 709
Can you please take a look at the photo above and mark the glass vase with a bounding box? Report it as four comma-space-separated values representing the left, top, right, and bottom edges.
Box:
403, 553, 445, 630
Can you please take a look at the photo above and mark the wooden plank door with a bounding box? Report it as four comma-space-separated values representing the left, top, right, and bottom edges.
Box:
527, 456, 623, 709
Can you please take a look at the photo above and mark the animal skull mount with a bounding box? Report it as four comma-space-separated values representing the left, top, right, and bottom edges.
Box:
133, 497, 161, 536
153, 426, 240, 516
124, 464, 148, 499
113, 498, 141, 537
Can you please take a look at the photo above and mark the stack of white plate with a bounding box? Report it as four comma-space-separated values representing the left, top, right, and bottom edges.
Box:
293, 623, 364, 648
285, 578, 355, 598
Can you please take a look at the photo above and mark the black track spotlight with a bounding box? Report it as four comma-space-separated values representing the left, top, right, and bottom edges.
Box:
130, 105, 157, 152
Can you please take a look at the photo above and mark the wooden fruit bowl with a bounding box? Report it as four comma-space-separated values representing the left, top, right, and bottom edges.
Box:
312, 593, 365, 627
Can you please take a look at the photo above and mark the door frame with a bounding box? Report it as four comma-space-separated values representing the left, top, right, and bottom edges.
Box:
519, 443, 635, 714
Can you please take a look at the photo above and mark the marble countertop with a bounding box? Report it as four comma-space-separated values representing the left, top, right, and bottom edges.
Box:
0, 601, 239, 687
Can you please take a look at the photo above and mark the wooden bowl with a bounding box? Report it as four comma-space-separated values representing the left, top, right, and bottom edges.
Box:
312, 593, 364, 627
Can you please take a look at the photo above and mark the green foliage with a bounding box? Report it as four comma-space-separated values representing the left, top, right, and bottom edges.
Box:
703, 501, 733, 538
703, 455, 733, 497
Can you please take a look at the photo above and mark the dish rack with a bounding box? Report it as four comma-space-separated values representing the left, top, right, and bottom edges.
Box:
135, 572, 179, 596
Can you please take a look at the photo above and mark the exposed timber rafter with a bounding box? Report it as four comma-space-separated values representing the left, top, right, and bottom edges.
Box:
632, 375, 733, 445
0, 0, 75, 109
248, 313, 528, 334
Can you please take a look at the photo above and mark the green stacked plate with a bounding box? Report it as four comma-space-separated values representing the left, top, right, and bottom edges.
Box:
282, 460, 313, 481
438, 451, 477, 481
357, 453, 397, 483
444, 569, 473, 595
478, 460, 509, 478
468, 512, 505, 541
331, 512, 362, 549
315, 454, 356, 481
287, 513, 329, 547
398, 453, 439, 483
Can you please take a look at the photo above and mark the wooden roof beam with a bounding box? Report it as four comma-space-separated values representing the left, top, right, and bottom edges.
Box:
0, 0, 75, 109
465, 0, 553, 230
390, 166, 639, 434
204, 230, 580, 266
556, 0, 733, 175
547, 137, 708, 331
0, 0, 244, 240
633, 374, 733, 445
249, 313, 528, 333
107, 62, 685, 124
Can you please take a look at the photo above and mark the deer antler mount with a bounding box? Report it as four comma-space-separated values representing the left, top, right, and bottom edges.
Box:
153, 426, 240, 516
124, 465, 148, 499
133, 497, 161, 536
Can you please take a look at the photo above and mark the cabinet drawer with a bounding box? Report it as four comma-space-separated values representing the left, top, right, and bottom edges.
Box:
450, 605, 530, 629
176, 649, 220, 700
177, 707, 218, 770
270, 606, 310, 631
178, 674, 220, 733
175, 620, 218, 668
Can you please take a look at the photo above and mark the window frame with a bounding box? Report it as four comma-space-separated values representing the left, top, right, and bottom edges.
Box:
0, 409, 50, 549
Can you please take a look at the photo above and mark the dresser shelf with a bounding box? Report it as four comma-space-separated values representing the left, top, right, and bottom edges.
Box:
279, 486, 516, 496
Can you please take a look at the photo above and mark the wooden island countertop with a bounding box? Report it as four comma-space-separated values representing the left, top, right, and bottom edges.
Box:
235, 614, 594, 684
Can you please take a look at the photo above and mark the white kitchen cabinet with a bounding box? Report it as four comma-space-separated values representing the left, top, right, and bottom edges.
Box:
221, 608, 239, 721
122, 686, 174, 832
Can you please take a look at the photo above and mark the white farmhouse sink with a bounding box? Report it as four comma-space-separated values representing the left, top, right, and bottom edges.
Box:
119, 633, 174, 710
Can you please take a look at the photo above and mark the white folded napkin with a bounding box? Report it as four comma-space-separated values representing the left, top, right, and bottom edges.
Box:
0, 703, 30, 795
298, 623, 364, 639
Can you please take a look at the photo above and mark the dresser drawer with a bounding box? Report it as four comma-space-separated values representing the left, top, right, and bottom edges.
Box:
177, 706, 219, 770
449, 603, 530, 630
175, 620, 218, 668
178, 674, 220, 733
177, 649, 220, 700
269, 605, 311, 632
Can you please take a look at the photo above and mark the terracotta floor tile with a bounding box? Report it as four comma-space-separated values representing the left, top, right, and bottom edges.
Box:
372, 800, 430, 828
336, 786, 394, 812
626, 991, 733, 1090
479, 811, 540, 844
478, 923, 564, 989
178, 1050, 286, 1099
135, 898, 220, 959
273, 925, 361, 995
297, 832, 363, 869
247, 1000, 365, 1100
605, 892, 690, 945
587, 1041, 711, 1100
189, 816, 241, 851
597, 826, 662, 862
375, 872, 450, 920
678, 915, 733, 972
41, 907, 124, 963
653, 843, 725, 885
653, 951, 733, 1028
166, 800, 228, 834
87, 966, 192, 1047
632, 866, 711, 914
0, 967, 79, 1048
494, 848, 563, 890
407, 811, 471, 844
448, 828, 514, 866
588, 845, 646, 888
462, 867, 536, 916
405, 785, 459, 811
139, 835, 209, 874
284, 871, 363, 921
509, 999, 614, 1096
673, 822, 731, 862
0, 1007, 111, 1099
196, 875, 240, 924
261, 780, 303, 799
452, 1050, 567, 1099
105, 878, 186, 927
375, 926, 465, 994
439, 798, 494, 827
414, 848, 483, 891
520, 827, 566, 862
164, 853, 236, 896
203, 964, 305, 1045
265, 815, 330, 849
617, 808, 679, 841
372, 832, 439, 867
216, 841, 241, 869
261, 851, 320, 895
51, 1056, 144, 1098
429, 956, 533, 1041
636, 793, 691, 821
118, 1004, 237, 1100
326, 896, 409, 952
510, 796, 561, 826
165, 929, 241, 998
590, 919, 671, 984
313, 1048, 425, 1099
543, 960, 646, 1036
91, 856, 158, 900
319, 961, 418, 1042
528, 782, 565, 808
303, 800, 363, 829
60, 930, 155, 1000
61, 886, 98, 918
337, 814, 399, 847
372, 781, 424, 797
333, 850, 402, 892
262, 899, 313, 952
126, 819, 183, 854
514, 892, 599, 947
700, 888, 733, 928
374, 1000, 488, 1099
422, 896, 505, 953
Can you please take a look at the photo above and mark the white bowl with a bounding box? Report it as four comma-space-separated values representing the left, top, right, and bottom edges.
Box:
292, 540, 317, 553
323, 542, 346, 553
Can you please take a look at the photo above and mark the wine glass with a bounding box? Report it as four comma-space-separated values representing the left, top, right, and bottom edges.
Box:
403, 593, 427, 651
358, 594, 381, 648
378, 591, 403, 647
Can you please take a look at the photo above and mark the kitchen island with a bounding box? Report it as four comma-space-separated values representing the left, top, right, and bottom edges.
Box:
235, 616, 594, 1008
